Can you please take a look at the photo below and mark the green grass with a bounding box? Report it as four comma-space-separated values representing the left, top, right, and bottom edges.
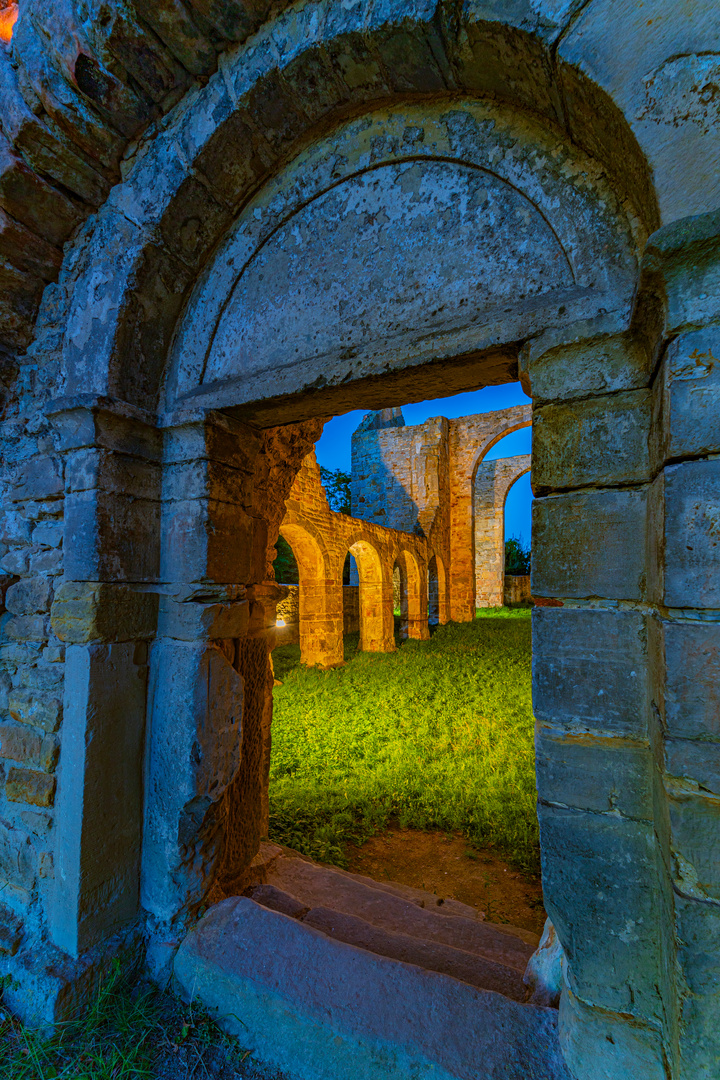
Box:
269, 610, 539, 874
0, 959, 253, 1080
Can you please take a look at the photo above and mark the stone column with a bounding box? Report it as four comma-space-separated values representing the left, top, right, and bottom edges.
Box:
297, 572, 343, 669
141, 414, 257, 927
48, 403, 161, 958
644, 215, 720, 1080
524, 318, 669, 1079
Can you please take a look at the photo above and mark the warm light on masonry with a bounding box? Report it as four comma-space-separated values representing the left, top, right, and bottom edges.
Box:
0, 2, 18, 43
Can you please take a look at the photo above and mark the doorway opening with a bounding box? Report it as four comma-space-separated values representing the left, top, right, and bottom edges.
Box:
264, 386, 542, 935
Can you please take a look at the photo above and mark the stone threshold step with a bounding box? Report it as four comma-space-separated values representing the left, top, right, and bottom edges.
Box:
174, 897, 572, 1080
250, 884, 528, 1000
244, 846, 537, 976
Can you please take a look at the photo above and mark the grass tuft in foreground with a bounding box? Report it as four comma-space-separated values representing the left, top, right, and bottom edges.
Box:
270, 611, 538, 873
0, 959, 259, 1080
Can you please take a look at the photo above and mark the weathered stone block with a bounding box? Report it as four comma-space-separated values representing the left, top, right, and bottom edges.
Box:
519, 323, 651, 405
559, 986, 666, 1080
662, 460, 720, 609
142, 641, 244, 922
6, 767, 56, 808
51, 643, 149, 957
665, 739, 720, 797
31, 523, 63, 548
157, 595, 249, 641
2, 614, 50, 641
4, 576, 52, 615
668, 788, 720, 903
675, 896, 720, 1079
51, 582, 158, 644
8, 689, 61, 732
64, 488, 160, 582
533, 607, 647, 737
0, 722, 43, 765
0, 900, 24, 956
532, 488, 647, 599
10, 457, 63, 502
539, 804, 663, 1020
161, 498, 254, 584
533, 390, 651, 493
0, 819, 36, 890
535, 729, 653, 820
653, 327, 720, 465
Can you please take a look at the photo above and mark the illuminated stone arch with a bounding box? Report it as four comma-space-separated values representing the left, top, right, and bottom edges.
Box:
0, 3, 716, 1076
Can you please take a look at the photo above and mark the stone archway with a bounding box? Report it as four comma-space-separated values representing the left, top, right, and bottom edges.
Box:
0, 4, 717, 1077
474, 456, 532, 609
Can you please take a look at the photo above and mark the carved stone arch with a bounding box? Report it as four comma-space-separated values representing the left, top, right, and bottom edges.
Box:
57, 3, 659, 416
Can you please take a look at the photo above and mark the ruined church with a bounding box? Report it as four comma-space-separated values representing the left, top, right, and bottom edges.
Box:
0, 1, 719, 1078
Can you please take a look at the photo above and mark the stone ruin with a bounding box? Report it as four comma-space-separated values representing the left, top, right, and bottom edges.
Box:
0, 1, 718, 1077
275, 404, 531, 659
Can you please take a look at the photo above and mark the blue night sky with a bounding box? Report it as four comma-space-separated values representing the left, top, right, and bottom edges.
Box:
314, 382, 533, 547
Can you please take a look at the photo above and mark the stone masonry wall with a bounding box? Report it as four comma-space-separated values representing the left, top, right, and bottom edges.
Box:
351, 406, 531, 615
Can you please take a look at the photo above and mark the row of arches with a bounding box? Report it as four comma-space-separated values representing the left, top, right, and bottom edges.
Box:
278, 520, 448, 668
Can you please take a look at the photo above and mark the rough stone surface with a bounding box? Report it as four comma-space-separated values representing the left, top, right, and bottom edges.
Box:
174, 897, 572, 1080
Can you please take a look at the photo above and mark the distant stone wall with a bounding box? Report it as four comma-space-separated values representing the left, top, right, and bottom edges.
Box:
504, 575, 532, 606
351, 407, 532, 615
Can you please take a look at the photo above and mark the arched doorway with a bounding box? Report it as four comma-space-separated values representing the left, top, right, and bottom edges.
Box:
45, 12, 685, 1070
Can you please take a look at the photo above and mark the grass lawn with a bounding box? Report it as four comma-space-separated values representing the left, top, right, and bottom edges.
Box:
270, 609, 539, 874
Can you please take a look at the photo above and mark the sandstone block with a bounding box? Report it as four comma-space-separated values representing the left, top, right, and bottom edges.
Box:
2, 614, 50, 641
173, 897, 572, 1080
0, 722, 43, 765
4, 576, 52, 615
539, 804, 663, 1021
160, 498, 254, 584
655, 617, 720, 737
668, 789, 720, 903
6, 767, 56, 808
8, 689, 61, 732
533, 390, 651, 493
0, 900, 24, 956
0, 820, 36, 890
51, 643, 149, 956
533, 607, 647, 737
532, 488, 647, 599
32, 523, 63, 548
654, 327, 720, 465
63, 488, 160, 582
535, 729, 653, 821
157, 595, 249, 641
519, 323, 651, 405
665, 739, 720, 797
0, 131, 82, 245
142, 641, 244, 922
50, 581, 158, 644
10, 457, 63, 502
674, 896, 720, 1078
0, 207, 61, 281
662, 459, 720, 609
559, 986, 666, 1080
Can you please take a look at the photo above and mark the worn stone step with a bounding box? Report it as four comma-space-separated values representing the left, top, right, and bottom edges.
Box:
174, 897, 572, 1080
249, 885, 527, 999
260, 854, 536, 973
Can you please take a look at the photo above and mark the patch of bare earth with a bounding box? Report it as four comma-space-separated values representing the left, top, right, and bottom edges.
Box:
345, 827, 546, 936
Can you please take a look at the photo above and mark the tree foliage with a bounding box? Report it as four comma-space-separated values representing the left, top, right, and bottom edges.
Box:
320, 466, 352, 515
504, 535, 531, 575
273, 535, 299, 583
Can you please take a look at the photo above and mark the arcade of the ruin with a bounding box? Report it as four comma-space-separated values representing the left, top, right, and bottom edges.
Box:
275, 405, 531, 666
